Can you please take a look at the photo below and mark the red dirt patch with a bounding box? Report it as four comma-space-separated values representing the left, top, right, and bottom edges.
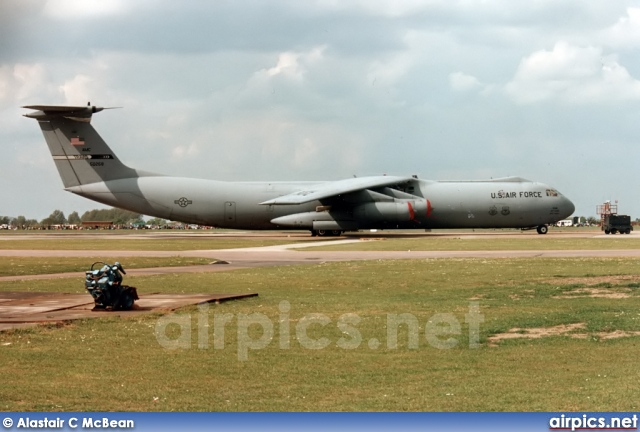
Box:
552, 287, 633, 299
489, 323, 640, 346
545, 275, 640, 286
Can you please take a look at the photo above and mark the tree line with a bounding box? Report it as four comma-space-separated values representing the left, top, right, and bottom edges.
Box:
0, 208, 167, 229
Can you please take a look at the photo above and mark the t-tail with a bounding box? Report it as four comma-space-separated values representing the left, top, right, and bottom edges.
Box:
22, 104, 152, 187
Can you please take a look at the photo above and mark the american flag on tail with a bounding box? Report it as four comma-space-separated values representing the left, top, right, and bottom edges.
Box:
70, 137, 85, 146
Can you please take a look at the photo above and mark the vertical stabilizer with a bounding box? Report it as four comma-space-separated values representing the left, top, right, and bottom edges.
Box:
23, 105, 140, 187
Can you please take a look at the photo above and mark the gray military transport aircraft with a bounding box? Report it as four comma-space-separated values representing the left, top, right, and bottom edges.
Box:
23, 104, 575, 236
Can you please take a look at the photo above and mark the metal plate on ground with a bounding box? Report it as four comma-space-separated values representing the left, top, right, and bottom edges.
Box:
0, 291, 258, 331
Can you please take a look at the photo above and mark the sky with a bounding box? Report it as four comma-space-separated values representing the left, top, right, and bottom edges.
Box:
1, 0, 639, 221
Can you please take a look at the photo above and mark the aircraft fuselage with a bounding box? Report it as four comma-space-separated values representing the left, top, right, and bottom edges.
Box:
66, 176, 574, 231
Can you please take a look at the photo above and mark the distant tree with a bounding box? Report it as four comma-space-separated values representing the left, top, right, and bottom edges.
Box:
80, 209, 99, 222
25, 219, 39, 229
12, 215, 26, 228
0, 216, 9, 225
67, 211, 81, 225
40, 209, 66, 228
50, 210, 66, 225
587, 216, 598, 225
81, 208, 143, 225
146, 217, 167, 227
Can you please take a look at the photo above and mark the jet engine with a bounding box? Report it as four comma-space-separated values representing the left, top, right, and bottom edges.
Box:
353, 200, 428, 223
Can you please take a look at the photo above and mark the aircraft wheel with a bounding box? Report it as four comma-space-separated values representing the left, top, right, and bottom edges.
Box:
310, 230, 318, 237
536, 225, 548, 235
330, 230, 342, 236
317, 229, 328, 237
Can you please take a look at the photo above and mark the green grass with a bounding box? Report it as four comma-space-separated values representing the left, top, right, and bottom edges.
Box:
308, 237, 640, 251
2, 257, 640, 411
0, 257, 213, 277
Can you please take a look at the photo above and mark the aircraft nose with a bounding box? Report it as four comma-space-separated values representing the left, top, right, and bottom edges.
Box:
563, 196, 575, 218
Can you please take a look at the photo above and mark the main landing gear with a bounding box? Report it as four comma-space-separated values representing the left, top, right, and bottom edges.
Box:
311, 230, 343, 237
536, 225, 548, 235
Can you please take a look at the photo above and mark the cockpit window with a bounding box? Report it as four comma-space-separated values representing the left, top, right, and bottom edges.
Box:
546, 189, 559, 197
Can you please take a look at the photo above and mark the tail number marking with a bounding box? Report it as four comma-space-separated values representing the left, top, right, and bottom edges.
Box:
53, 155, 113, 162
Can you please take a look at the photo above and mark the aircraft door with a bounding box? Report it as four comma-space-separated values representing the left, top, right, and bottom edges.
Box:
224, 201, 236, 224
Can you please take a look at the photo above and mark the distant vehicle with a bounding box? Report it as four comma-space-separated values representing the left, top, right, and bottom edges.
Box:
602, 214, 633, 235
23, 104, 575, 236
556, 219, 573, 227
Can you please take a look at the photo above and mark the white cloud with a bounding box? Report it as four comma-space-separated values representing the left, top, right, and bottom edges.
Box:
604, 7, 640, 49
43, 0, 127, 20
13, 64, 47, 100
292, 138, 319, 168
505, 41, 640, 104
367, 51, 415, 88
59, 74, 95, 105
172, 143, 200, 159
449, 72, 482, 92
314, 0, 435, 17
0, 66, 11, 103
267, 52, 301, 79
10, 63, 55, 105
265, 46, 326, 80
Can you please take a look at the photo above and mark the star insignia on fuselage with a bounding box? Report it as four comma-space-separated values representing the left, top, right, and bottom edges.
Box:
174, 197, 193, 208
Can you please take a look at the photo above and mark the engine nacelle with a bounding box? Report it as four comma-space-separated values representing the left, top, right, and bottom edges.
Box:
353, 200, 428, 223
270, 212, 357, 230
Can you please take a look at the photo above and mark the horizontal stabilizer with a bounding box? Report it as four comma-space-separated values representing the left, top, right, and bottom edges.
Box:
22, 105, 119, 122
23, 105, 100, 112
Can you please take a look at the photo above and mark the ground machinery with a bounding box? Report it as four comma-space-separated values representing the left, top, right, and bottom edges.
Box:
85, 261, 139, 310
596, 201, 633, 235
602, 214, 633, 235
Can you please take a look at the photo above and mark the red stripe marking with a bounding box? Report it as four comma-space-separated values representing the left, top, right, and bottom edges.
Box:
407, 202, 415, 221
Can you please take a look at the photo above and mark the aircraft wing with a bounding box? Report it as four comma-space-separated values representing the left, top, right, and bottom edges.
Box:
259, 175, 414, 205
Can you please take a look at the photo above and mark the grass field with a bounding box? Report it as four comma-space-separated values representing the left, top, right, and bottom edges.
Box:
2, 256, 640, 411
307, 236, 640, 251
0, 257, 213, 277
